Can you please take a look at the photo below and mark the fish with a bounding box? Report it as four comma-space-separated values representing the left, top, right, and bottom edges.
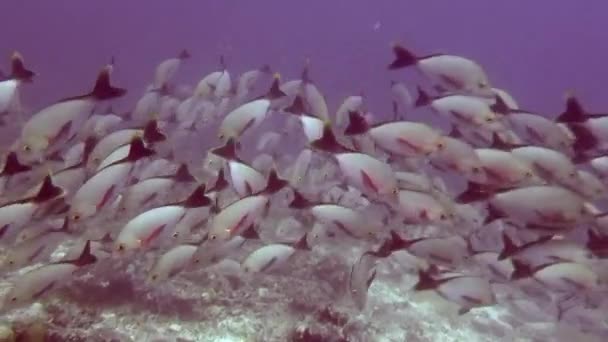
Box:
498, 232, 592, 267
148, 243, 198, 283
211, 139, 267, 197
241, 243, 296, 274
115, 185, 211, 252
511, 259, 599, 292
1, 240, 97, 311
388, 43, 492, 96
17, 63, 126, 163
413, 266, 496, 315
69, 137, 155, 221
348, 251, 378, 310
152, 49, 190, 91
284, 95, 325, 142
0, 52, 35, 115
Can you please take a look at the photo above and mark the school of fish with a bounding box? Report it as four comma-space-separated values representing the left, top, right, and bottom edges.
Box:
1, 43, 608, 338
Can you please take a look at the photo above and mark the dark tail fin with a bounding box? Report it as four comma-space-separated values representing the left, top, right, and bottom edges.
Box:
1, 152, 31, 176
181, 185, 212, 208
344, 111, 370, 136
289, 191, 314, 209
31, 175, 64, 203
10, 51, 35, 82
586, 228, 608, 256
510, 259, 533, 280
373, 230, 412, 258
265, 73, 286, 100
448, 124, 464, 139
178, 49, 191, 60
208, 168, 229, 193
143, 120, 166, 143
285, 95, 307, 115
262, 168, 288, 195
556, 95, 587, 123
455, 182, 494, 204
489, 132, 517, 150
240, 224, 260, 240
497, 232, 519, 260
292, 233, 311, 251
125, 137, 155, 162
388, 43, 418, 70
483, 203, 506, 225
568, 123, 598, 153
491, 95, 511, 115
414, 86, 431, 107
81, 136, 98, 164
310, 125, 350, 153
69, 240, 97, 267
412, 267, 438, 291
211, 138, 239, 160
174, 164, 196, 183
89, 65, 127, 100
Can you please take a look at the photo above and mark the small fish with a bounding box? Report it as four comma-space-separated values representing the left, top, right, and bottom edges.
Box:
18, 63, 126, 163
211, 139, 267, 197
429, 132, 487, 184
284, 95, 325, 142
335, 95, 365, 127
148, 243, 198, 283
396, 190, 455, 226
388, 43, 492, 96
1, 240, 97, 311
241, 243, 296, 274
152, 49, 190, 91
499, 232, 592, 267
348, 251, 378, 310
511, 259, 599, 292
0, 52, 35, 114
413, 266, 496, 315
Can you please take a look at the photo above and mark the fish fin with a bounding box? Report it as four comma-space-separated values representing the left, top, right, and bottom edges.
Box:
586, 228, 608, 255
265, 73, 286, 100
344, 111, 370, 136
414, 86, 431, 107
456, 182, 494, 204
261, 168, 288, 195
388, 43, 418, 69
483, 203, 505, 225
211, 138, 239, 160
31, 175, 63, 203
240, 223, 260, 240
174, 163, 196, 183
285, 95, 306, 115
498, 232, 519, 260
69, 240, 97, 267
178, 49, 191, 60
310, 125, 350, 153
124, 137, 155, 162
568, 123, 598, 153
143, 120, 166, 143
81, 136, 98, 163
491, 95, 511, 115
489, 132, 519, 150
556, 95, 587, 123
448, 125, 464, 139
372, 230, 411, 257
1, 151, 31, 176
89, 65, 127, 100
208, 168, 229, 193
413, 267, 438, 291
292, 233, 311, 251
510, 259, 533, 280
10, 51, 35, 82
289, 190, 313, 209
181, 184, 212, 208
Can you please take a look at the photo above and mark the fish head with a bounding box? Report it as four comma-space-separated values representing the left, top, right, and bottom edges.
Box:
19, 136, 48, 164
0, 287, 28, 312
69, 204, 96, 223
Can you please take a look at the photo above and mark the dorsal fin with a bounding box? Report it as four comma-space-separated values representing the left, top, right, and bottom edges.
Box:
491, 94, 511, 115
1, 152, 31, 176
10, 51, 35, 82
178, 49, 191, 60
292, 233, 311, 251
510, 259, 534, 280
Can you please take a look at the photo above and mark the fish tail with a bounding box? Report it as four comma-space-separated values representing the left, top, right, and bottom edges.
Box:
556, 95, 587, 123
455, 182, 493, 204
510, 259, 533, 280
497, 232, 519, 260
211, 138, 239, 160
10, 51, 35, 82
414, 86, 431, 107
71, 240, 97, 267
310, 125, 349, 153
2, 152, 32, 175
32, 175, 64, 203
262, 168, 288, 195
90, 65, 127, 100
388, 43, 418, 70
567, 123, 598, 154
125, 137, 155, 162
143, 120, 167, 143
182, 184, 212, 208
344, 111, 370, 136
284, 95, 306, 115
208, 168, 229, 193
289, 190, 313, 209
412, 266, 438, 291
178, 49, 191, 60
490, 95, 511, 115
266, 73, 286, 100
174, 163, 196, 183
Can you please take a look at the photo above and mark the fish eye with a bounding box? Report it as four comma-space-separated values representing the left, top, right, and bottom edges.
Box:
117, 244, 125, 252
151, 274, 158, 281
569, 172, 577, 178
485, 117, 494, 122
172, 232, 179, 238
210, 235, 217, 240
72, 214, 81, 221
10, 297, 17, 302
8, 260, 14, 265
436, 142, 445, 150
22, 145, 31, 152
525, 171, 534, 178
440, 213, 448, 220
